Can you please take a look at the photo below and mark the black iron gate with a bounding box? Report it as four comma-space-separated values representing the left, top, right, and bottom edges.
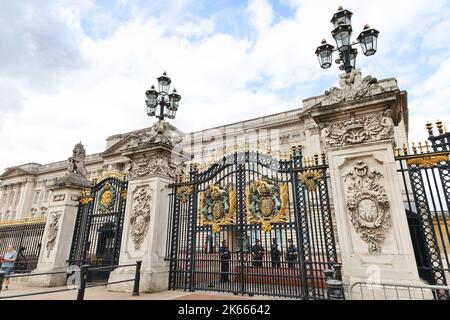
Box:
396, 121, 450, 299
68, 176, 128, 282
167, 147, 338, 299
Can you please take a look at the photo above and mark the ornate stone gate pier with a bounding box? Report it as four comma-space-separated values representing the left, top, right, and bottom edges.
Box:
309, 70, 422, 289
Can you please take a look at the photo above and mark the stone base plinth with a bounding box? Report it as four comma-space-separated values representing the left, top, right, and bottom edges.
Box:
108, 267, 168, 294
27, 268, 68, 288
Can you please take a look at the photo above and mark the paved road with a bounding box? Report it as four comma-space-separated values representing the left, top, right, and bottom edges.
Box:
0, 283, 276, 300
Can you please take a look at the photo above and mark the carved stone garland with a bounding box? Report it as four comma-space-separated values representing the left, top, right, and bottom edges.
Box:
46, 212, 61, 258
320, 110, 395, 148
343, 161, 391, 253
130, 188, 152, 250
130, 154, 183, 179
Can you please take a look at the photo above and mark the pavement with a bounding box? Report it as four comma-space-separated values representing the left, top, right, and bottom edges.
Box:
0, 283, 279, 300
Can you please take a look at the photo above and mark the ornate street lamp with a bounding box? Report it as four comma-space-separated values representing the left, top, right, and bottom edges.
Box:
145, 71, 181, 121
315, 6, 380, 73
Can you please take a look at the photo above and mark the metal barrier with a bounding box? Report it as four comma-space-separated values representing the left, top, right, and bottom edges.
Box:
349, 282, 450, 300
0, 260, 142, 300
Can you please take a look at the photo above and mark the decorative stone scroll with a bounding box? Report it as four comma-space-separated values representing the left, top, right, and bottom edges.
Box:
320, 110, 395, 148
245, 180, 288, 232
46, 212, 61, 258
130, 188, 152, 250
321, 69, 386, 106
343, 161, 391, 253
199, 184, 236, 233
131, 154, 183, 179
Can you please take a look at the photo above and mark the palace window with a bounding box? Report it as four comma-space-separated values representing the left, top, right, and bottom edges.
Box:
34, 191, 41, 204
8, 192, 15, 207
44, 190, 51, 203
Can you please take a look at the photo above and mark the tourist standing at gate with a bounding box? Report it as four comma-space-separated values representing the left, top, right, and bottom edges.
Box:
251, 240, 264, 267
286, 239, 298, 269
1, 245, 18, 290
270, 238, 281, 268
220, 240, 231, 283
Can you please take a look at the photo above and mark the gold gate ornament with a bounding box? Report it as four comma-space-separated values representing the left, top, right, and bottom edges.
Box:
246, 180, 289, 232
199, 184, 236, 233
298, 170, 322, 192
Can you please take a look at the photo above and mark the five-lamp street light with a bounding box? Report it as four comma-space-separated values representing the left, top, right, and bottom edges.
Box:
145, 71, 181, 121
315, 6, 380, 74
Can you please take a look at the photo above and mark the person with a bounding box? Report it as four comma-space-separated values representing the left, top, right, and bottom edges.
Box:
270, 238, 281, 268
204, 241, 208, 254
219, 240, 231, 283
251, 240, 264, 267
1, 245, 18, 290
286, 239, 298, 269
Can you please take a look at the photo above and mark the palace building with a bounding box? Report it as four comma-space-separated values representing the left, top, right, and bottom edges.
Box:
0, 69, 448, 301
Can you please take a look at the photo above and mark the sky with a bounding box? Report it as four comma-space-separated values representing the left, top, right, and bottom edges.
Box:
0, 0, 450, 172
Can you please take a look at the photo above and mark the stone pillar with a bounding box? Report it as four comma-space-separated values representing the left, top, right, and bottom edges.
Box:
310, 84, 421, 290
108, 144, 185, 293
28, 175, 91, 287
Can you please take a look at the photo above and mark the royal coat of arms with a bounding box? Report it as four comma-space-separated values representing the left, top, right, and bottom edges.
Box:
199, 184, 236, 233
245, 180, 289, 232
99, 183, 117, 213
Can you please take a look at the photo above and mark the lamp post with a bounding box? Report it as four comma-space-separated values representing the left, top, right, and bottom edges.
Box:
145, 71, 181, 121
315, 7, 380, 74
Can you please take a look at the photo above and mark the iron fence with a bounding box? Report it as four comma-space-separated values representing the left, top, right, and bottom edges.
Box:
0, 217, 46, 273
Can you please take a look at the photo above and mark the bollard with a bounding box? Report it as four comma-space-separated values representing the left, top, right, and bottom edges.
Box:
132, 260, 142, 297
326, 279, 345, 300
333, 264, 343, 281
323, 269, 335, 282
77, 265, 90, 301
0, 271, 4, 292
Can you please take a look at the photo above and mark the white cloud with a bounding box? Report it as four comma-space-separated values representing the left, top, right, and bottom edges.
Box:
0, 0, 449, 172
248, 0, 274, 35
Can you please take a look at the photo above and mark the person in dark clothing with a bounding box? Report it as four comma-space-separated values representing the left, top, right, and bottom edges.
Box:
286, 239, 298, 269
251, 240, 264, 267
220, 240, 231, 282
270, 238, 281, 268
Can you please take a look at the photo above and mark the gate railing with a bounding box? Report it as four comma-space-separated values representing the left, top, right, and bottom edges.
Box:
0, 261, 142, 300
395, 120, 450, 299
349, 282, 450, 300
0, 217, 46, 273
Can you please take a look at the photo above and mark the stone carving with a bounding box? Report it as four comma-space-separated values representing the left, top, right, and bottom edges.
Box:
126, 121, 183, 149
305, 124, 320, 135
67, 142, 88, 177
46, 212, 61, 258
343, 161, 391, 253
322, 69, 386, 106
131, 154, 183, 178
320, 110, 395, 148
130, 188, 152, 250
245, 180, 289, 232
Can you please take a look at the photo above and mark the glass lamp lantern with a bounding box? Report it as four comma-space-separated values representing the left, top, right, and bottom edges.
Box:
157, 71, 172, 94
332, 24, 352, 52
349, 48, 358, 69
315, 40, 335, 69
357, 24, 380, 56
331, 7, 353, 28
167, 88, 181, 119
145, 85, 158, 116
